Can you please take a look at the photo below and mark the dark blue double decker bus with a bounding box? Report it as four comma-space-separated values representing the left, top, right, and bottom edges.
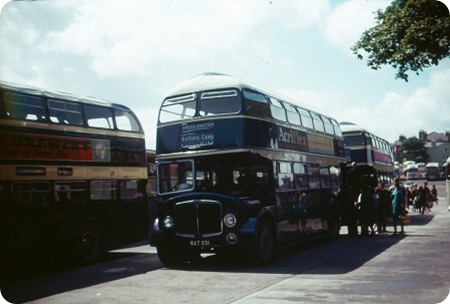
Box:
339, 122, 394, 191
150, 73, 346, 266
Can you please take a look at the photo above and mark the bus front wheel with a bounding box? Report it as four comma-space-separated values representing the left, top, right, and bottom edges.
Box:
246, 219, 275, 266
156, 243, 183, 267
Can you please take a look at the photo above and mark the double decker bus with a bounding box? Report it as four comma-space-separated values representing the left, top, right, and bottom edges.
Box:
150, 73, 346, 266
0, 81, 148, 267
339, 122, 394, 191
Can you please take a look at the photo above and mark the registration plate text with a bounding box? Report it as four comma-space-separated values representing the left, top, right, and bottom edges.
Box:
190, 240, 210, 247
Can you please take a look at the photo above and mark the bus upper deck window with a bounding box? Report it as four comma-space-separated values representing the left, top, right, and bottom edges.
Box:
331, 119, 342, 137
48, 99, 83, 125
286, 105, 301, 126
199, 90, 240, 116
343, 132, 365, 146
269, 98, 286, 121
323, 117, 335, 135
84, 105, 114, 129
115, 110, 140, 132
310, 112, 325, 132
297, 108, 314, 129
159, 94, 196, 123
4, 92, 46, 121
243, 90, 271, 117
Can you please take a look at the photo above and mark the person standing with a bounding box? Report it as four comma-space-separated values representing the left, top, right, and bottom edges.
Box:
376, 184, 390, 234
337, 184, 358, 236
390, 177, 405, 234
420, 182, 430, 214
358, 184, 372, 236
431, 185, 438, 205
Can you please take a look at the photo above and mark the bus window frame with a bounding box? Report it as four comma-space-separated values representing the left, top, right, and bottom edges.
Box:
54, 181, 88, 204
199, 89, 241, 117
330, 119, 342, 137
84, 105, 115, 130
297, 107, 314, 130
157, 159, 195, 195
11, 181, 51, 207
285, 104, 301, 126
323, 117, 335, 135
48, 98, 84, 126
268, 97, 287, 122
158, 94, 196, 123
115, 109, 141, 132
307, 164, 320, 189
4, 92, 46, 122
310, 112, 325, 133
90, 180, 119, 201
243, 89, 271, 118
277, 161, 294, 191
293, 162, 308, 190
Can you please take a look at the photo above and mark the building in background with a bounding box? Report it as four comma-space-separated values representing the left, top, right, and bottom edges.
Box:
392, 130, 450, 167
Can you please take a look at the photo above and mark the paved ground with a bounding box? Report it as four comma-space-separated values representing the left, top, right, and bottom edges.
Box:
1, 181, 449, 304
234, 182, 450, 304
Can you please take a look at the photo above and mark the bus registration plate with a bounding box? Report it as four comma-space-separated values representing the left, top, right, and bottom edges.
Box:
190, 239, 210, 247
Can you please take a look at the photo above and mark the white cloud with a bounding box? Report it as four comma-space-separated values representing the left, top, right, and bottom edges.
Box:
323, 0, 390, 54
337, 62, 450, 143
32, 0, 334, 79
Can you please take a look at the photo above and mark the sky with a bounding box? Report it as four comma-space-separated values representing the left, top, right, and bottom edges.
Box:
0, 0, 449, 150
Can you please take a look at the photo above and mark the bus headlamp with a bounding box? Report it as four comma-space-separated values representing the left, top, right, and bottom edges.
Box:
224, 213, 237, 228
163, 216, 174, 229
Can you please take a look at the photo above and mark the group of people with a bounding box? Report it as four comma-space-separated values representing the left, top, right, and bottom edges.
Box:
405, 182, 438, 214
338, 178, 438, 236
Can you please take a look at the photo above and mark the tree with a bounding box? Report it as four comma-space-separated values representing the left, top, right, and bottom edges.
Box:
399, 136, 428, 162
352, 0, 450, 82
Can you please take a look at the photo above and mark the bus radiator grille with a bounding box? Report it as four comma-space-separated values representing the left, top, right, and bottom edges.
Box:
174, 199, 222, 238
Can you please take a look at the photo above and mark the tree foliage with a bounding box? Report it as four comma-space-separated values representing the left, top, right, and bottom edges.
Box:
399, 136, 428, 162
352, 0, 450, 81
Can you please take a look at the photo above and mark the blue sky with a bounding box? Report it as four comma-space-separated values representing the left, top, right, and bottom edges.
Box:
1, 0, 449, 149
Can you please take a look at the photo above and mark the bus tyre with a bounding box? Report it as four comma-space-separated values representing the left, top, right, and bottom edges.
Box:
75, 223, 102, 264
156, 243, 183, 267
247, 219, 274, 266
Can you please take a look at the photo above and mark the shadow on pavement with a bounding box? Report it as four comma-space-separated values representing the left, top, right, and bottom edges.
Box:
1, 244, 162, 303
1, 221, 418, 303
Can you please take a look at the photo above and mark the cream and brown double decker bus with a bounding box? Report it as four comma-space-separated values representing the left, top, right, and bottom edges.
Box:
0, 81, 148, 268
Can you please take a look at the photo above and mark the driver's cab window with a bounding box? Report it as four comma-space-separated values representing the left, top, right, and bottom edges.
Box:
233, 165, 270, 189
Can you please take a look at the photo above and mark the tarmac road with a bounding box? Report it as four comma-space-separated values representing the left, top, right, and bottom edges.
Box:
1, 179, 449, 304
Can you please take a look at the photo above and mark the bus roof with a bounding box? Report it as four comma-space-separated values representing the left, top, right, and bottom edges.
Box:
165, 72, 339, 124
166, 73, 246, 97
339, 122, 365, 133
0, 80, 130, 110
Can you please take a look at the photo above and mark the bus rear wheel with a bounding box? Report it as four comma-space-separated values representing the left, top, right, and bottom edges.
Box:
74, 223, 102, 264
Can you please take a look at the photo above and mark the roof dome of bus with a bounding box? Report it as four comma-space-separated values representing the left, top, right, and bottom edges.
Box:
165, 73, 243, 97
